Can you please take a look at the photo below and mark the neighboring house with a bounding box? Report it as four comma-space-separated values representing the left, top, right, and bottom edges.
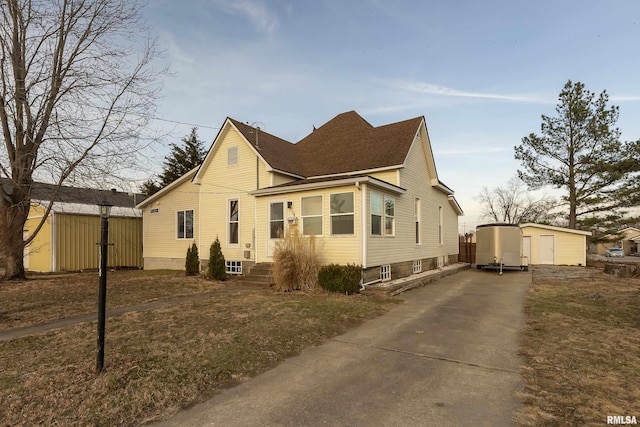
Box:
137, 111, 463, 282
520, 223, 592, 266
594, 227, 640, 256
22, 182, 144, 272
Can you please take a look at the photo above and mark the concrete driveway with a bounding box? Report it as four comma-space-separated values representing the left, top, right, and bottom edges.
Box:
156, 268, 531, 427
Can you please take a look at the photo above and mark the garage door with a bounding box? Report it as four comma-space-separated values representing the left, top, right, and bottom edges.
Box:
539, 235, 555, 264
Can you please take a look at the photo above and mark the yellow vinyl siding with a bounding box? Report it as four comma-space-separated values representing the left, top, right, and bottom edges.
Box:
24, 205, 52, 272
367, 132, 458, 267
520, 225, 587, 266
255, 185, 361, 265
198, 127, 266, 262
368, 169, 399, 186
272, 172, 298, 186
142, 177, 200, 262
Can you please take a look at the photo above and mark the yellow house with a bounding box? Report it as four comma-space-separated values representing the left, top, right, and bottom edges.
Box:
24, 183, 143, 272
520, 223, 591, 266
137, 111, 464, 282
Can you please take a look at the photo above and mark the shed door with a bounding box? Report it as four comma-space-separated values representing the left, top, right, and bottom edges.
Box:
539, 235, 555, 265
522, 236, 531, 265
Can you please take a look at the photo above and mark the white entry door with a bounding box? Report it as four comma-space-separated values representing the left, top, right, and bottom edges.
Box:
267, 199, 286, 257
539, 235, 555, 265
522, 236, 531, 265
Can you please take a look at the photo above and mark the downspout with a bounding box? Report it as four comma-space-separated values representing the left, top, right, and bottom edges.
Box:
359, 182, 367, 269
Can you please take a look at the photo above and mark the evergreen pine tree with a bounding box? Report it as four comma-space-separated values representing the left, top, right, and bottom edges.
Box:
208, 236, 226, 281
185, 242, 200, 276
141, 127, 207, 195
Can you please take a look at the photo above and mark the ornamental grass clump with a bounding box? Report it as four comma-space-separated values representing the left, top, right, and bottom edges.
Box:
272, 228, 322, 291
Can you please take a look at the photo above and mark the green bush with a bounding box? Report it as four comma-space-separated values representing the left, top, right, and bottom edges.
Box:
185, 242, 200, 276
208, 236, 227, 281
318, 264, 362, 295
273, 228, 322, 291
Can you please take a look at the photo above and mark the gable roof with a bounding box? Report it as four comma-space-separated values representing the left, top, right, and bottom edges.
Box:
295, 111, 424, 177
191, 111, 457, 201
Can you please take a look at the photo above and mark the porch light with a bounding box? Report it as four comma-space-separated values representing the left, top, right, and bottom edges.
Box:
98, 199, 113, 219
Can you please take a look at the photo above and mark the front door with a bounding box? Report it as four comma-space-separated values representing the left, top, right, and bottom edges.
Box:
539, 235, 555, 265
267, 200, 286, 257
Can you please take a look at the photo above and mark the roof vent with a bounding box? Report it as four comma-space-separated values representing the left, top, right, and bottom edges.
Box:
111, 188, 117, 193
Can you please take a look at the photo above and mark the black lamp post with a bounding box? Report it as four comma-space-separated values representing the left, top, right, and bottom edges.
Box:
96, 199, 112, 373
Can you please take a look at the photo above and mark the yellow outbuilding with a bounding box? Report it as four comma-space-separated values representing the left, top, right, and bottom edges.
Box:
24, 183, 143, 272
520, 223, 591, 266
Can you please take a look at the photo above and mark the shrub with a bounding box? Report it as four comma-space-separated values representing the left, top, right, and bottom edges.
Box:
272, 228, 322, 291
318, 264, 362, 295
185, 242, 200, 276
208, 236, 227, 281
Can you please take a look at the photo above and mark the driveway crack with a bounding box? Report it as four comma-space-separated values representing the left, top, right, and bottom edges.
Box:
332, 338, 519, 374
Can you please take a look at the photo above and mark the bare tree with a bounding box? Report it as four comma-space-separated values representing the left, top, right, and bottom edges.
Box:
0, 0, 165, 280
478, 176, 558, 224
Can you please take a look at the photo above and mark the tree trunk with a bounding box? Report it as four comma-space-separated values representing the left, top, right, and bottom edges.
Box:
0, 197, 29, 281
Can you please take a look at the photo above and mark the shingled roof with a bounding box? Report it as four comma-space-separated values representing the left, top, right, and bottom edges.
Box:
295, 111, 423, 177
29, 182, 145, 208
228, 111, 425, 179
228, 118, 304, 177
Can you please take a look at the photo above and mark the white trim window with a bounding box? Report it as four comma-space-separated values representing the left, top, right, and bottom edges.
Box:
438, 206, 443, 245
229, 199, 239, 245
370, 192, 395, 236
330, 192, 354, 235
415, 198, 421, 245
177, 209, 194, 239
380, 264, 391, 281
370, 191, 382, 235
413, 259, 422, 274
301, 195, 323, 236
384, 196, 395, 236
226, 260, 242, 274
228, 146, 238, 166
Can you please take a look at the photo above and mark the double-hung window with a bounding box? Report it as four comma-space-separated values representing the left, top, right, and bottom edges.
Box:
229, 199, 239, 245
370, 192, 382, 235
177, 210, 194, 239
415, 198, 421, 245
301, 196, 323, 236
438, 206, 444, 245
370, 192, 395, 236
384, 196, 395, 235
330, 192, 354, 235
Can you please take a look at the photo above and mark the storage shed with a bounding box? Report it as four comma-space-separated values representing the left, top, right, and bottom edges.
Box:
23, 182, 145, 272
519, 223, 591, 266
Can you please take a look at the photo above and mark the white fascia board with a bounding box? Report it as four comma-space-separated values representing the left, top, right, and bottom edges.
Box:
519, 223, 592, 236
34, 200, 142, 218
250, 176, 405, 197
433, 180, 454, 195
306, 165, 403, 180
137, 168, 198, 208
267, 168, 306, 179
448, 195, 464, 216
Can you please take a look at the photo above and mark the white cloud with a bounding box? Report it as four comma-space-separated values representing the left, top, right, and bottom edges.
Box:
213, 0, 278, 34
393, 80, 553, 104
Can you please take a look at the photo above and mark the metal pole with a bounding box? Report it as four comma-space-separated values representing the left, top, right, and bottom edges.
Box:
96, 215, 109, 373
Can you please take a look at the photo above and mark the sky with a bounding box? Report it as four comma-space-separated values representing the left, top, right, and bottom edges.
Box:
140, 0, 640, 232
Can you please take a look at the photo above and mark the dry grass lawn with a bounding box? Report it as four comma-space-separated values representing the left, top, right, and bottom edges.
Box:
515, 265, 640, 425
0, 271, 397, 425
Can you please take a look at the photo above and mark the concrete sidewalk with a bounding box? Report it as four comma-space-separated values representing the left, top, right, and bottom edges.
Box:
155, 268, 530, 426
